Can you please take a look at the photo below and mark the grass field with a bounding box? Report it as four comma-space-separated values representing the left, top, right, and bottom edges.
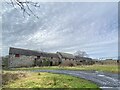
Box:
10, 64, 119, 73
2, 71, 100, 89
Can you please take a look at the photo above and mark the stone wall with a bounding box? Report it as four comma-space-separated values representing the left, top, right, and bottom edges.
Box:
9, 53, 94, 68
61, 58, 91, 66
51, 57, 60, 65
9, 54, 36, 68
9, 54, 60, 68
32, 56, 60, 66
40, 57, 60, 66
61, 58, 76, 66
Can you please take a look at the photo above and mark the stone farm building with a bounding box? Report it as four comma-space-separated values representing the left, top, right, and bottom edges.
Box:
8, 47, 94, 68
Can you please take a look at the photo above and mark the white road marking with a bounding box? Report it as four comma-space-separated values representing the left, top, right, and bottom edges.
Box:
100, 87, 120, 90
100, 87, 114, 88
97, 74, 119, 82
97, 74, 105, 77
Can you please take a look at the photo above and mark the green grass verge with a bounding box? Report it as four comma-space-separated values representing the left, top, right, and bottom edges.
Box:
9, 64, 119, 73
3, 71, 100, 89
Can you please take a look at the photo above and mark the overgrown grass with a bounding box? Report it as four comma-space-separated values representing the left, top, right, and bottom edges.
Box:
9, 64, 119, 73
2, 71, 28, 85
2, 71, 100, 89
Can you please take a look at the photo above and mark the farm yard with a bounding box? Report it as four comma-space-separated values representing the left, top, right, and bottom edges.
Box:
2, 55, 119, 89
2, 64, 120, 89
2, 1, 119, 89
2, 47, 119, 89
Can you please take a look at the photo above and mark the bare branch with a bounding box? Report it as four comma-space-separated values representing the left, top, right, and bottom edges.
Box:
6, 0, 40, 18
25, 0, 39, 18
10, 0, 14, 7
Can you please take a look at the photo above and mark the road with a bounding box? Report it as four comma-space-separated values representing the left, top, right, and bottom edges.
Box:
32, 70, 120, 90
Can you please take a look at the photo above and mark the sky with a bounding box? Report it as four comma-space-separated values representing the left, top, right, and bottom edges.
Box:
1, 2, 118, 59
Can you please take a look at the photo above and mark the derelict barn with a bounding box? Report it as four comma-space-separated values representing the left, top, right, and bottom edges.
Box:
56, 52, 94, 66
75, 56, 94, 65
9, 47, 60, 68
8, 47, 93, 68
56, 52, 76, 66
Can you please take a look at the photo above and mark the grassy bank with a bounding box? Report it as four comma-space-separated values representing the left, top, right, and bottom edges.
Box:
10, 64, 119, 73
2, 71, 100, 89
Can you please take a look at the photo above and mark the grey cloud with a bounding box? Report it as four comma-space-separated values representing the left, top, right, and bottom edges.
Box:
2, 2, 118, 58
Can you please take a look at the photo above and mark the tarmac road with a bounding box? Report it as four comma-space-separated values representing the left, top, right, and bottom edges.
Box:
32, 70, 120, 90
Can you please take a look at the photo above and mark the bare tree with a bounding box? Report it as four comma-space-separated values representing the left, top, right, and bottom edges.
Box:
6, 0, 40, 18
74, 50, 89, 57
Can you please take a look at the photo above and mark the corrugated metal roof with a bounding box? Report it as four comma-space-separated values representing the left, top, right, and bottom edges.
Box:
9, 47, 58, 58
57, 52, 75, 59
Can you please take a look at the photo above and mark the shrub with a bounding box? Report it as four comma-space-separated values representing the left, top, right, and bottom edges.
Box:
38, 73, 41, 75
60, 61, 76, 67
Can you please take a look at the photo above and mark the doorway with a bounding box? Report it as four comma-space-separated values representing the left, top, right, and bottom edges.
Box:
50, 61, 53, 66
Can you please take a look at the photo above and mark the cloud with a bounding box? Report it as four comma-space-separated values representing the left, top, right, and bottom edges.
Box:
2, 2, 118, 58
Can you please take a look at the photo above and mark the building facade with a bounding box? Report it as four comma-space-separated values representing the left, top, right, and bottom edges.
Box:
9, 47, 60, 68
8, 47, 93, 68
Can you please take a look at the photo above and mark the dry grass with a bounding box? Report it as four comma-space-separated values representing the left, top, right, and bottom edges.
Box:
2, 71, 28, 85
2, 71, 100, 89
11, 64, 119, 73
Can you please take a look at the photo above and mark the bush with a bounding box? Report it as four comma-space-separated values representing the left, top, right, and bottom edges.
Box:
60, 61, 76, 67
42, 60, 50, 66
2, 56, 9, 69
38, 73, 41, 75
